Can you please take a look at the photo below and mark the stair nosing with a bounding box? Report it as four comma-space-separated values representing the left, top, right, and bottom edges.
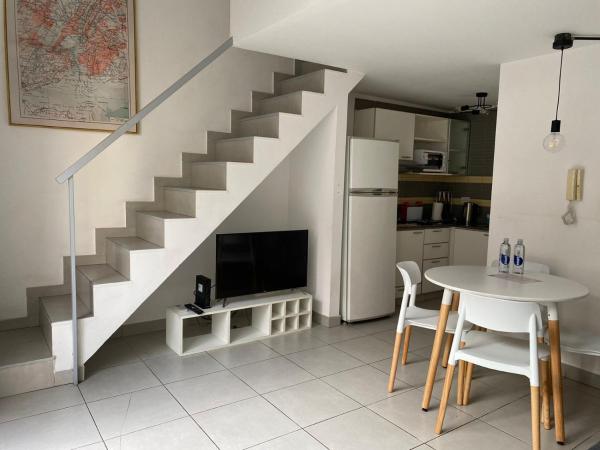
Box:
238, 112, 300, 123
190, 161, 251, 167
163, 186, 226, 193
136, 211, 195, 221
216, 136, 279, 144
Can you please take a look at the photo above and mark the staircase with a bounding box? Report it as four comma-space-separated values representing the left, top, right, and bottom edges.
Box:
0, 67, 361, 392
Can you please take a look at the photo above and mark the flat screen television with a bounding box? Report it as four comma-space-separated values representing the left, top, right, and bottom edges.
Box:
216, 230, 308, 299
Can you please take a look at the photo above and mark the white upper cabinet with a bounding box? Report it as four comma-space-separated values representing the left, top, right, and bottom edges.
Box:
354, 108, 415, 161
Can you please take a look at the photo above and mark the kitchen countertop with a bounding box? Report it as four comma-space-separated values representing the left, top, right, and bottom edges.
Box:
396, 223, 489, 232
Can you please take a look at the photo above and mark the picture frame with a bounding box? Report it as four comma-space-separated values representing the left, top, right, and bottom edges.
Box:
4, 0, 137, 132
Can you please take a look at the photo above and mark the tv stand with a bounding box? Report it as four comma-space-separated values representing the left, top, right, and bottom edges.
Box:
166, 290, 313, 356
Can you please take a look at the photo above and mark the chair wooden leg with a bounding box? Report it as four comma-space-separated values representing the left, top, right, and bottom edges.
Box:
462, 362, 474, 405
387, 331, 403, 393
401, 325, 412, 365
531, 386, 541, 450
435, 363, 456, 434
441, 333, 452, 368
540, 359, 552, 430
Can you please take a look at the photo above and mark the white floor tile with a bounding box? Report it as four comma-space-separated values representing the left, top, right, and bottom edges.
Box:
332, 335, 394, 363
166, 370, 256, 414
79, 362, 161, 402
85, 338, 140, 373
209, 342, 279, 368
264, 379, 360, 427
306, 408, 420, 450
0, 384, 83, 423
371, 352, 446, 387
428, 419, 529, 450
193, 396, 298, 450
285, 345, 364, 377
249, 430, 326, 449
321, 365, 412, 405
105, 416, 216, 450
144, 352, 225, 384
261, 330, 327, 355
125, 331, 174, 360
87, 385, 187, 440
74, 443, 107, 450
347, 316, 398, 334
481, 383, 600, 449
308, 325, 367, 344
0, 404, 100, 450
231, 357, 314, 394
368, 389, 474, 442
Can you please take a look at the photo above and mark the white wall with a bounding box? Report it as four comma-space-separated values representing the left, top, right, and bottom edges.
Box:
489, 44, 600, 375
0, 0, 293, 320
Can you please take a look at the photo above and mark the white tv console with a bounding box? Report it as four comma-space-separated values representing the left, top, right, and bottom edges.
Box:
166, 290, 313, 356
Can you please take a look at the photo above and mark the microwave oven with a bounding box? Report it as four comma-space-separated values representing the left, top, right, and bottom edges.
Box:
414, 149, 447, 173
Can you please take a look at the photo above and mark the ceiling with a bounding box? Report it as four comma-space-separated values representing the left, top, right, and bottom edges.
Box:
232, 0, 600, 110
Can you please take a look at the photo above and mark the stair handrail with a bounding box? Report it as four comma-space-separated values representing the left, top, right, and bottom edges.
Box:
55, 36, 233, 385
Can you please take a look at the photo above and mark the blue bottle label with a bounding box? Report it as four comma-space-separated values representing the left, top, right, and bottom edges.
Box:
500, 254, 510, 265
514, 256, 524, 266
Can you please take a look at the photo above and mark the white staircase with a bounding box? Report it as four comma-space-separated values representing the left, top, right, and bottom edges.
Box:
33, 68, 361, 381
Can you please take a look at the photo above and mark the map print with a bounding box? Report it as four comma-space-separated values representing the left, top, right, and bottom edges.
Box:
6, 0, 136, 130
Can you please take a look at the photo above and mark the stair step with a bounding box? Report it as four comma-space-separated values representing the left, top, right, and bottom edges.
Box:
190, 161, 228, 190
163, 186, 226, 217
0, 327, 54, 397
77, 264, 128, 285
136, 210, 195, 247
237, 112, 299, 138
215, 137, 278, 163
40, 294, 91, 323
105, 237, 163, 279
106, 236, 162, 251
257, 91, 305, 114
277, 70, 325, 95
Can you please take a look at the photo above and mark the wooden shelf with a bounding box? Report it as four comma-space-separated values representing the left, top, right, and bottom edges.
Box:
414, 136, 447, 143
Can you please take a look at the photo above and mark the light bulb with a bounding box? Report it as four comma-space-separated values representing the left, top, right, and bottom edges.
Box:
543, 119, 565, 152
543, 132, 565, 152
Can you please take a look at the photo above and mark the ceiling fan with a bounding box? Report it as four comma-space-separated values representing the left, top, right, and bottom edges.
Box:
458, 92, 496, 115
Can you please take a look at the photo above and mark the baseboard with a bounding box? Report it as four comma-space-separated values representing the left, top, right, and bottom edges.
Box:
313, 311, 341, 328
564, 364, 600, 390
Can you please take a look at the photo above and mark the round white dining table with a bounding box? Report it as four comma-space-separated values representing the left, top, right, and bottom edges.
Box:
421, 265, 589, 445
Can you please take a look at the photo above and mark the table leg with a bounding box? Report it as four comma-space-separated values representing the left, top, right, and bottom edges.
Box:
422, 288, 453, 411
547, 304, 565, 444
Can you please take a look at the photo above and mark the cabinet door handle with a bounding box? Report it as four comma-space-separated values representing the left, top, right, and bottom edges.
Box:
430, 260, 441, 264
432, 230, 442, 233
413, 231, 423, 235
431, 245, 441, 248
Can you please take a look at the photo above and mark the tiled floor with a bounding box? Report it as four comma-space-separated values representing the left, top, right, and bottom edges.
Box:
1, 315, 600, 450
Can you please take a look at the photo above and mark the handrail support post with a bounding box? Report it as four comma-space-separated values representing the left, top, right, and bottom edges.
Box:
68, 176, 78, 385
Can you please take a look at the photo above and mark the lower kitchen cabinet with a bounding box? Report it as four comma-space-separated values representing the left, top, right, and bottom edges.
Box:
450, 228, 490, 266
421, 258, 449, 293
395, 229, 424, 295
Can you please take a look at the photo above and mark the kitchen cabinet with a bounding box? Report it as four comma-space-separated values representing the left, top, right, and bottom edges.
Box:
421, 258, 450, 293
448, 119, 470, 175
395, 229, 424, 295
450, 228, 489, 266
354, 108, 415, 160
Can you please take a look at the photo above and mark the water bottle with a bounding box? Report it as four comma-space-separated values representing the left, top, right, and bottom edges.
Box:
499, 238, 511, 273
513, 239, 525, 274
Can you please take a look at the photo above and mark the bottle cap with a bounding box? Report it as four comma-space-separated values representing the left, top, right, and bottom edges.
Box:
517, 239, 523, 244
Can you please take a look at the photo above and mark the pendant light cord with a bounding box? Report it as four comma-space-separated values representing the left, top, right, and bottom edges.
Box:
555, 49, 564, 120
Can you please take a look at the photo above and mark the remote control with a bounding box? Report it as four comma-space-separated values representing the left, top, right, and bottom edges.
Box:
184, 303, 204, 315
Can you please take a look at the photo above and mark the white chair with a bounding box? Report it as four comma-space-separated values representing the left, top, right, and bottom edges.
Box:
435, 293, 550, 450
388, 261, 461, 393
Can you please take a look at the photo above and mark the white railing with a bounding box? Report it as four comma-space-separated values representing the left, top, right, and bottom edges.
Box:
55, 37, 233, 384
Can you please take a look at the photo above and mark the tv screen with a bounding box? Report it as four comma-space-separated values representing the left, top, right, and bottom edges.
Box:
216, 230, 308, 299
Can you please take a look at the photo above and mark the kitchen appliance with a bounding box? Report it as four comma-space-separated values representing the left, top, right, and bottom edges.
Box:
414, 149, 447, 173
215, 230, 308, 299
462, 202, 478, 227
437, 191, 453, 222
194, 274, 212, 308
342, 138, 399, 322
399, 202, 424, 223
431, 202, 444, 222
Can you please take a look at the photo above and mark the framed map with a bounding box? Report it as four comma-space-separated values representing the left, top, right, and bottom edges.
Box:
5, 0, 137, 131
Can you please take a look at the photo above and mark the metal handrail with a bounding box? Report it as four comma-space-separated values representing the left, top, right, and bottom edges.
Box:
57, 36, 233, 384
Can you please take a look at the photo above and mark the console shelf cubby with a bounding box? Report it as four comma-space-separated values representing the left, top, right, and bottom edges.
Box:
166, 291, 313, 356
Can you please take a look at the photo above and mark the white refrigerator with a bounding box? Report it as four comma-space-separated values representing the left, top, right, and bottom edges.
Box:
342, 137, 399, 322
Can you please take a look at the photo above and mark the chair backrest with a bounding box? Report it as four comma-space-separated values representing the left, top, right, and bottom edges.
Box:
459, 292, 543, 335
395, 261, 422, 331
490, 259, 550, 274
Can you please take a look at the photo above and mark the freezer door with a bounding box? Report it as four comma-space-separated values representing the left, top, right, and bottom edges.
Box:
349, 138, 399, 190
346, 194, 397, 321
